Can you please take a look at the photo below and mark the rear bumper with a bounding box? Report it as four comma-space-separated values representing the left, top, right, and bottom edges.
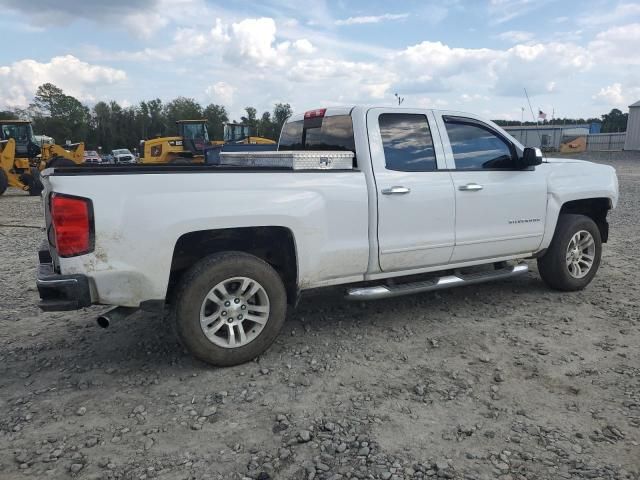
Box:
37, 241, 92, 311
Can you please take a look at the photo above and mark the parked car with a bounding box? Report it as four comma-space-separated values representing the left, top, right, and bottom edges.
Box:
83, 150, 103, 165
111, 148, 136, 164
36, 106, 618, 367
101, 154, 114, 164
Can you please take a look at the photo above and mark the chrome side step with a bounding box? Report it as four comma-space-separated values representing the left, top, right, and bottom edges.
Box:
345, 263, 529, 301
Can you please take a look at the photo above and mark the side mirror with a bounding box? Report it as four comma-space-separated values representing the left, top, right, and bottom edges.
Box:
521, 147, 543, 167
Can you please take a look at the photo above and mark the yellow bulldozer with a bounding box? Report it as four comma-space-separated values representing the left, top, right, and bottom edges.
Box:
0, 120, 84, 196
221, 122, 277, 145
139, 120, 275, 164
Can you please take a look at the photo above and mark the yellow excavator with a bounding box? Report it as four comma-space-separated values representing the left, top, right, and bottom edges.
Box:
139, 120, 275, 164
0, 120, 84, 196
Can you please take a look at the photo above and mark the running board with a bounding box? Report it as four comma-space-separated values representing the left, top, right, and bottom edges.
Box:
345, 263, 529, 301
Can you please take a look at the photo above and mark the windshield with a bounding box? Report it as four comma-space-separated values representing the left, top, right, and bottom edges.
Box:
182, 123, 209, 142
224, 124, 254, 142
1, 123, 36, 145
113, 149, 131, 155
85, 151, 99, 156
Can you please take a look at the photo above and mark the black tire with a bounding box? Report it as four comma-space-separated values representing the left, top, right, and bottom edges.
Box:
28, 167, 43, 196
19, 170, 43, 197
47, 157, 76, 168
174, 251, 287, 366
0, 169, 8, 196
170, 157, 192, 165
537, 214, 602, 291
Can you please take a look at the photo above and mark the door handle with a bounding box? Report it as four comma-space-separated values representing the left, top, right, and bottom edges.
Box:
381, 186, 411, 195
458, 183, 483, 191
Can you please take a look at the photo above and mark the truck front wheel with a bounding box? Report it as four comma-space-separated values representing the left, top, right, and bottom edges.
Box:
537, 214, 602, 291
174, 252, 287, 366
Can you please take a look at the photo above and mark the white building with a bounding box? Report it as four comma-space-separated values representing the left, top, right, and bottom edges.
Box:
624, 100, 640, 151
503, 125, 589, 150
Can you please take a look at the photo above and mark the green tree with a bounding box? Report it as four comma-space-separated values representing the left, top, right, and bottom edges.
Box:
139, 98, 165, 138
0, 110, 18, 120
272, 103, 292, 127
88, 101, 113, 151
29, 83, 89, 143
258, 111, 275, 139
241, 107, 258, 133
601, 108, 628, 133
163, 97, 203, 134
272, 103, 292, 138
203, 104, 229, 140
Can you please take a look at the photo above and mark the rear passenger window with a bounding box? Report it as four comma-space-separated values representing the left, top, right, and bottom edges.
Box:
444, 119, 515, 169
379, 114, 436, 172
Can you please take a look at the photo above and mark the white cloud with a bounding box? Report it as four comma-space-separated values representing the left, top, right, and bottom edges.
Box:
460, 93, 490, 102
363, 83, 391, 99
0, 55, 126, 109
389, 39, 595, 98
0, 0, 191, 39
335, 13, 408, 26
579, 3, 640, 27
205, 81, 235, 104
3, 7, 638, 121
589, 23, 640, 65
293, 39, 315, 54
592, 83, 640, 107
488, 0, 554, 24
122, 10, 169, 38
593, 83, 625, 105
496, 30, 534, 43
230, 18, 281, 65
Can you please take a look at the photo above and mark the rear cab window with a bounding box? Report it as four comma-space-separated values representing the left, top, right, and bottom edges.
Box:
278, 110, 356, 166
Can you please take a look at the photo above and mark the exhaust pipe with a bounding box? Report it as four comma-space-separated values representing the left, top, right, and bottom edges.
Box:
96, 315, 110, 328
96, 306, 139, 328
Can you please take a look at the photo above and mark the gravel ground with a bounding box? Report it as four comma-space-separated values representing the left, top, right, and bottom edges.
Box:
1, 151, 639, 480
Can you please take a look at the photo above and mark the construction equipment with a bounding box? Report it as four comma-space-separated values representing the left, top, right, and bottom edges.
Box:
0, 120, 85, 196
41, 142, 85, 166
140, 119, 211, 164
140, 120, 276, 164
222, 123, 277, 145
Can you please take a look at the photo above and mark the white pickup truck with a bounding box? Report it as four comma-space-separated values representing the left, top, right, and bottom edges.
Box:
37, 106, 619, 366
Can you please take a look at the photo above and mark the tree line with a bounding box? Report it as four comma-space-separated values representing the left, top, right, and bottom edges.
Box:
0, 83, 292, 152
492, 108, 628, 133
0, 83, 630, 151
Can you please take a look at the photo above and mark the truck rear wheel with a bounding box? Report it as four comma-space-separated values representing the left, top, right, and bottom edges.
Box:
174, 252, 287, 366
0, 169, 8, 195
537, 214, 602, 291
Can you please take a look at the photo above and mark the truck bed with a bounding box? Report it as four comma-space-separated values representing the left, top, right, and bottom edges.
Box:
45, 164, 295, 176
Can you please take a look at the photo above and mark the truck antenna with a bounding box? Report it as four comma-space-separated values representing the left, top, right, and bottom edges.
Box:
524, 87, 545, 157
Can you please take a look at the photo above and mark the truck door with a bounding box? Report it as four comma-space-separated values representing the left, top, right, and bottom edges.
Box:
436, 114, 547, 262
367, 109, 456, 272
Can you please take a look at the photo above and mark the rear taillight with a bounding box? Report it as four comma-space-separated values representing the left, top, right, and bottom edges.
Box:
50, 194, 93, 257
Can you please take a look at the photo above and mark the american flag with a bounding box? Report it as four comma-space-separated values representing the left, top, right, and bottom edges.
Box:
538, 110, 547, 120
